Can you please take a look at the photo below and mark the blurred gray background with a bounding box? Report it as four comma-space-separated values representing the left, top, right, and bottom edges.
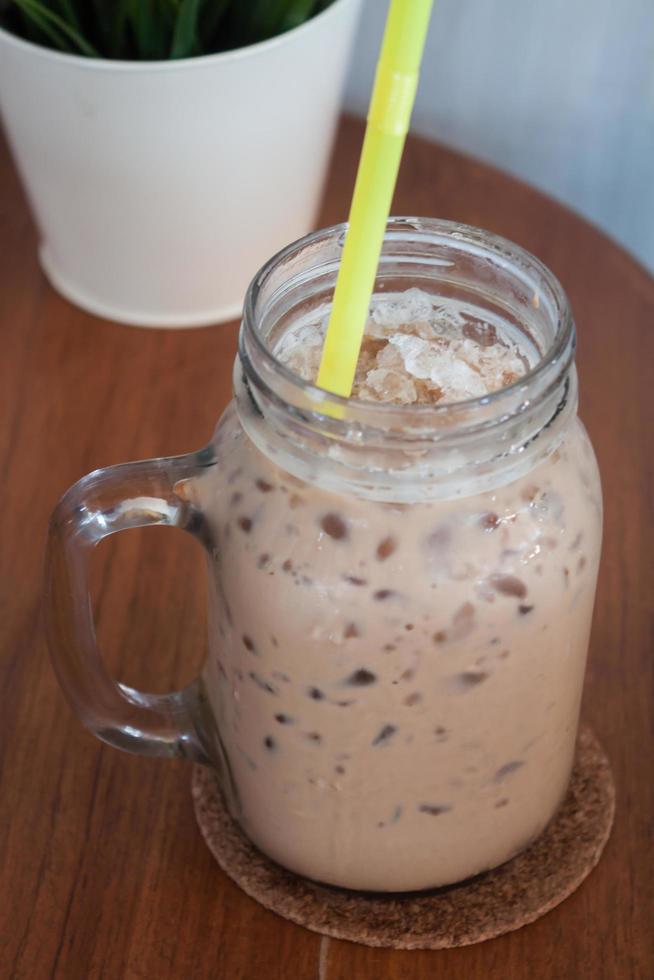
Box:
344, 0, 654, 272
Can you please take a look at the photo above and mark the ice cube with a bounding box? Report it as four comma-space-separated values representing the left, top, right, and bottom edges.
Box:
370, 288, 434, 327
359, 368, 417, 404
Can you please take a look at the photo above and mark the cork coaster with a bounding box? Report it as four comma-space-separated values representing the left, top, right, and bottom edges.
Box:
192, 726, 614, 949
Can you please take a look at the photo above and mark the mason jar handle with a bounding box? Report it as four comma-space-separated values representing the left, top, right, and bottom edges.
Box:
44, 451, 215, 762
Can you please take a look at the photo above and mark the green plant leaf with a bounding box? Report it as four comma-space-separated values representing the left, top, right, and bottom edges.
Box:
170, 0, 202, 59
11, 0, 99, 55
13, 3, 73, 50
53, 0, 80, 31
124, 0, 175, 60
278, 0, 319, 33
227, 0, 290, 47
89, 0, 129, 59
11, 5, 50, 46
198, 0, 231, 50
1, 0, 333, 60
124, 0, 154, 58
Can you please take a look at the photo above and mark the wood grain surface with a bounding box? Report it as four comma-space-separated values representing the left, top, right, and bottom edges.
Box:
0, 115, 652, 979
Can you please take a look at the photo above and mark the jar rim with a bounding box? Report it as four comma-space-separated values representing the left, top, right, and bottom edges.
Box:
240, 217, 574, 434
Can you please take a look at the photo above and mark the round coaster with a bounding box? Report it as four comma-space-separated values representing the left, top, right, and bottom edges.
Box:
192, 726, 615, 949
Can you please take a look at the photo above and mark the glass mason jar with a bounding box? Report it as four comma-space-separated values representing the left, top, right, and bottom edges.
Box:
45, 219, 602, 892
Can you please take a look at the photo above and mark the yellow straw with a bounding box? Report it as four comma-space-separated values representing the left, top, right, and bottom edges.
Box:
316, 0, 434, 398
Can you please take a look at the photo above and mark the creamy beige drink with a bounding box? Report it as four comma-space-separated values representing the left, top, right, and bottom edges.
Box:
190, 286, 602, 892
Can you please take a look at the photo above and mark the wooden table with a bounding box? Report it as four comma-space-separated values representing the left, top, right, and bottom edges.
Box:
1, 116, 652, 979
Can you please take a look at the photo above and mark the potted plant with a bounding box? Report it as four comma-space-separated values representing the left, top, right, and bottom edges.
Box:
0, 1, 362, 327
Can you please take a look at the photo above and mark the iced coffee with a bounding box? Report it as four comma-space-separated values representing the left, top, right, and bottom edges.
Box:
190, 284, 602, 892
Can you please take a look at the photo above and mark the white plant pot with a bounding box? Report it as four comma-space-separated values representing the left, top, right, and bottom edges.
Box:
0, 0, 362, 327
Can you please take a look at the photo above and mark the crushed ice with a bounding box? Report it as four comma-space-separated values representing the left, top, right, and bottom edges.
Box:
275, 288, 531, 406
